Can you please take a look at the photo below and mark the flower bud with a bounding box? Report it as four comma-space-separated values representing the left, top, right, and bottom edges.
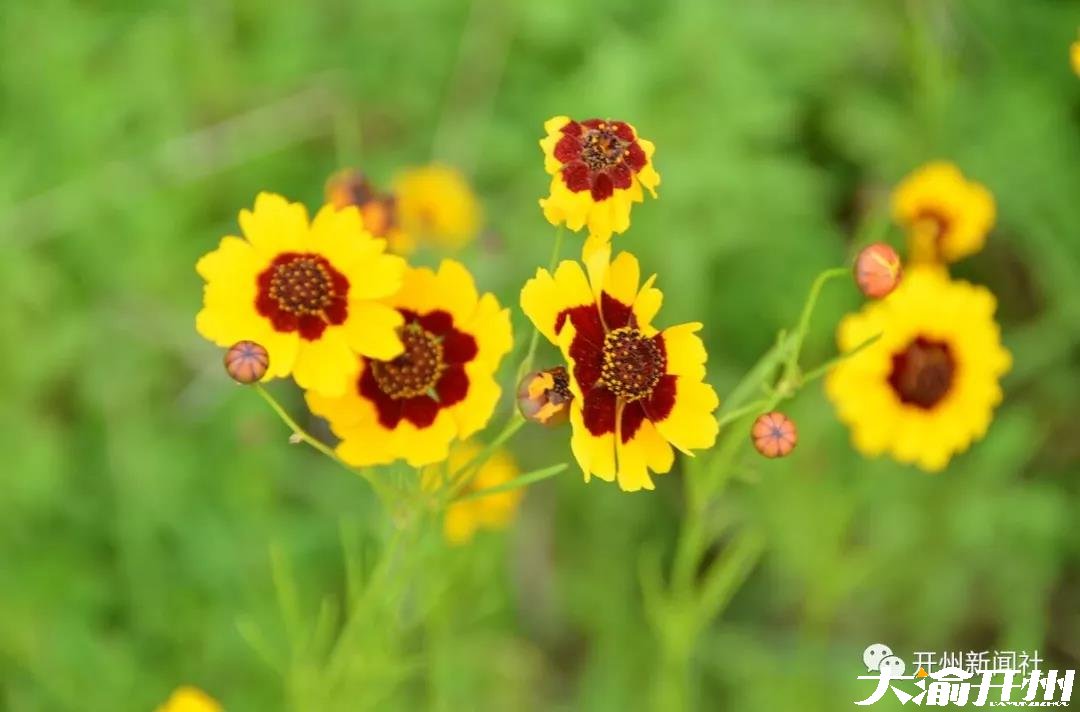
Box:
225, 340, 269, 384
854, 242, 902, 299
751, 411, 797, 458
517, 366, 573, 426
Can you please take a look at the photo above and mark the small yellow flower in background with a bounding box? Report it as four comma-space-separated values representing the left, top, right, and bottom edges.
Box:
826, 267, 1011, 472
156, 686, 222, 712
196, 193, 406, 397
891, 161, 995, 265
423, 444, 522, 545
393, 164, 481, 252
307, 260, 512, 468
539, 116, 660, 257
520, 248, 718, 492
325, 169, 412, 254
1071, 37, 1080, 76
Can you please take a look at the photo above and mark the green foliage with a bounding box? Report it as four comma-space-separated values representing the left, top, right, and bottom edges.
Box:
2, 1, 1079, 710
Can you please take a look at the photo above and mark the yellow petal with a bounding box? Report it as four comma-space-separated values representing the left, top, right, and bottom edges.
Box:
342, 302, 405, 360
291, 329, 359, 397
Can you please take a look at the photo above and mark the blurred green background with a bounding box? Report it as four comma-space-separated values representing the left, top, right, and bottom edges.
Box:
3, 1, 1079, 710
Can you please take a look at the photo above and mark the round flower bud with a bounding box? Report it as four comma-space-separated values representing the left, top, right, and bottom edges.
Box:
751, 411, 797, 458
854, 242, 902, 299
224, 340, 269, 384
517, 366, 573, 426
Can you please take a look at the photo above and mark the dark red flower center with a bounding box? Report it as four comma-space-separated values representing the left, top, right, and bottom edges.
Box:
888, 337, 955, 409
359, 310, 479, 430
553, 119, 649, 202
370, 324, 445, 399
555, 295, 676, 444
255, 253, 349, 340
600, 327, 665, 402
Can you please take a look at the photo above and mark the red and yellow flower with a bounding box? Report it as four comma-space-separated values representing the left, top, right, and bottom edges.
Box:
539, 116, 660, 256
826, 267, 1011, 472
521, 249, 718, 491
891, 162, 995, 264
195, 192, 406, 397
307, 260, 512, 468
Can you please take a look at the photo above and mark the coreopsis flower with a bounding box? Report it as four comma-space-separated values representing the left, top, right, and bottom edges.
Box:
826, 267, 1012, 472
156, 686, 221, 712
393, 164, 481, 252
423, 444, 522, 545
196, 193, 406, 397
1072, 38, 1080, 76
325, 169, 412, 254
306, 260, 512, 467
539, 116, 660, 256
891, 162, 995, 264
520, 249, 718, 491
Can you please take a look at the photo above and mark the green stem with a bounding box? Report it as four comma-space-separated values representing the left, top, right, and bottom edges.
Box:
253, 384, 393, 500
782, 267, 849, 381
444, 413, 527, 501
801, 332, 882, 384
454, 462, 567, 504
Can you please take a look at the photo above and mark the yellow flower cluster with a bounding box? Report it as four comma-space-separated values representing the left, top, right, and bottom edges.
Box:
827, 161, 1011, 472
195, 171, 512, 533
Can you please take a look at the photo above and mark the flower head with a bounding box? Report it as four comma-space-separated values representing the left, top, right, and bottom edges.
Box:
325, 169, 411, 254
307, 260, 512, 468
539, 116, 660, 256
891, 162, 995, 264
156, 686, 221, 712
1072, 38, 1080, 76
195, 193, 407, 397
826, 267, 1011, 472
521, 248, 718, 491
393, 164, 481, 252
423, 444, 522, 545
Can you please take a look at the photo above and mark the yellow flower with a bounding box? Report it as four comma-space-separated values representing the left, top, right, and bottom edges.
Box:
891, 161, 995, 264
826, 267, 1011, 472
538, 116, 660, 257
195, 193, 407, 397
422, 444, 522, 545
306, 260, 512, 468
325, 168, 413, 254
1071, 38, 1080, 76
520, 248, 718, 492
393, 164, 481, 252
156, 686, 222, 712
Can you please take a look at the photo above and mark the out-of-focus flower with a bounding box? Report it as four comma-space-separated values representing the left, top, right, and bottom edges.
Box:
393, 164, 481, 252
156, 686, 222, 712
826, 267, 1011, 472
224, 340, 269, 384
423, 444, 522, 545
751, 412, 798, 458
325, 169, 412, 254
517, 366, 573, 425
195, 193, 406, 397
1071, 38, 1080, 76
891, 162, 995, 264
854, 242, 903, 299
521, 248, 718, 491
307, 260, 512, 468
539, 116, 660, 257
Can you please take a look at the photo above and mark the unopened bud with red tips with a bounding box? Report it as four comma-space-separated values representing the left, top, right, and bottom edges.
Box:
751, 411, 797, 458
225, 340, 269, 384
517, 366, 573, 426
854, 242, 902, 299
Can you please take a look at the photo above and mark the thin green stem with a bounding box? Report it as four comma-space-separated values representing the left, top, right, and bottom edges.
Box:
454, 462, 567, 504
253, 384, 393, 499
801, 332, 882, 384
782, 267, 849, 380
444, 413, 527, 501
